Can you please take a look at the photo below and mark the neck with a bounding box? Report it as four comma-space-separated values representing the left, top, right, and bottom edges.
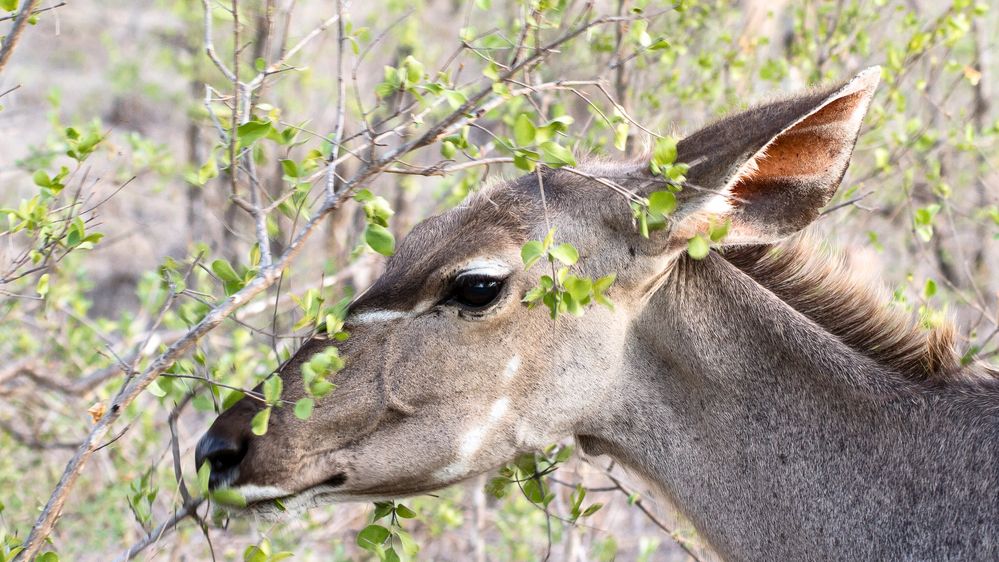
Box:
581, 252, 999, 560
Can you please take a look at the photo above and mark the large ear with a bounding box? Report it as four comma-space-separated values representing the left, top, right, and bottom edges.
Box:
673, 66, 880, 243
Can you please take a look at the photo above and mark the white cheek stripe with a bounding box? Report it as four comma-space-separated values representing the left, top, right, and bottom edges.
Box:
350, 299, 437, 325
502, 355, 521, 379
350, 309, 412, 324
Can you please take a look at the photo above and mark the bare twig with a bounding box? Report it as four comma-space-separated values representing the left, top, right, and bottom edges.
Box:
0, 1, 64, 23
0, 0, 42, 74
113, 498, 206, 562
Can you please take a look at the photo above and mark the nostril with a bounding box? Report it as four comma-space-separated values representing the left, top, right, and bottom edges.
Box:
195, 433, 248, 489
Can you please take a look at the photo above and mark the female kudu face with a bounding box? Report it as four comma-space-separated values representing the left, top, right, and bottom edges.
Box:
195, 180, 633, 514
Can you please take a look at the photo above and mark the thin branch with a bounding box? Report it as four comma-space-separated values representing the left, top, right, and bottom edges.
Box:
201, 0, 237, 82
113, 499, 206, 562
0, 1, 64, 23
0, 0, 41, 74
323, 0, 347, 203
597, 463, 702, 561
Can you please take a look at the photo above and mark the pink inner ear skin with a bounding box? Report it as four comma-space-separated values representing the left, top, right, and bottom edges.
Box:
730, 88, 869, 200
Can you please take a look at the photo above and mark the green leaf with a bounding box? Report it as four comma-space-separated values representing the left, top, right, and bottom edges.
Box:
687, 234, 710, 260
0, 0, 18, 13
594, 273, 616, 293
521, 240, 545, 269
923, 279, 937, 299
263, 376, 283, 405
236, 120, 274, 146
294, 397, 315, 420
539, 141, 576, 167
513, 151, 536, 171
396, 529, 419, 556
548, 243, 579, 266
709, 219, 731, 242
582, 502, 604, 516
614, 122, 629, 151
651, 137, 678, 168
564, 276, 592, 301
197, 462, 211, 495
211, 488, 248, 507
251, 407, 271, 436
365, 223, 396, 256
36, 273, 49, 296
198, 157, 219, 185
441, 140, 457, 159
33, 170, 51, 187
647, 191, 677, 216
280, 159, 300, 178
513, 113, 536, 146
356, 524, 391, 551
211, 259, 241, 284
395, 504, 417, 519
444, 89, 467, 109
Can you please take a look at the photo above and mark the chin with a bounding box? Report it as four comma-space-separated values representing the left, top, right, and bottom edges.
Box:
227, 477, 463, 520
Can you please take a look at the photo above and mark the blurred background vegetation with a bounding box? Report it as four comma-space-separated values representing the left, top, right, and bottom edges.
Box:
0, 0, 996, 560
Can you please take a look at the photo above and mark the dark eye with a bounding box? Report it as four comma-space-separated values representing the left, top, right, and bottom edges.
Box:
450, 275, 504, 309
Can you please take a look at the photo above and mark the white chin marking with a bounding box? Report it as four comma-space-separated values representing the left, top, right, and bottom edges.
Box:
234, 484, 292, 503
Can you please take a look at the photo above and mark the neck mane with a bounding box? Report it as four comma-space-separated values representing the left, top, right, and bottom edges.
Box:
722, 235, 998, 385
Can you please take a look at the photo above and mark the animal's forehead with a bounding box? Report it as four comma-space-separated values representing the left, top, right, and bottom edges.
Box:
353, 185, 531, 311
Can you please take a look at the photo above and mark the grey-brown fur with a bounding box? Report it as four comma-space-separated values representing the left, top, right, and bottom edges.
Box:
197, 67, 998, 560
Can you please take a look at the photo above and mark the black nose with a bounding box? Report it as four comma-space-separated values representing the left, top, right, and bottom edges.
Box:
195, 431, 248, 489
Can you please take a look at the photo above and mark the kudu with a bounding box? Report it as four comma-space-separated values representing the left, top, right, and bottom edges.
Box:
197, 67, 999, 560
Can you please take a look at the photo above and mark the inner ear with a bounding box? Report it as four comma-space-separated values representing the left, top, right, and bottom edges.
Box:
729, 88, 871, 234
705, 68, 879, 245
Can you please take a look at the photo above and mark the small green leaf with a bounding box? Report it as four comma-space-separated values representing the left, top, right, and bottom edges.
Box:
197, 462, 211, 495
521, 240, 545, 269
687, 234, 710, 260
709, 219, 731, 242
539, 141, 576, 167
923, 279, 937, 299
651, 137, 678, 168
548, 243, 579, 266
294, 398, 315, 420
36, 273, 49, 296
441, 140, 457, 159
614, 122, 629, 151
211, 488, 248, 507
356, 524, 391, 551
582, 502, 604, 516
513, 113, 536, 146
365, 223, 396, 256
263, 376, 283, 405
647, 191, 677, 216
280, 159, 300, 178
211, 259, 241, 284
251, 407, 271, 436
396, 504, 417, 518
396, 529, 419, 556
236, 120, 274, 146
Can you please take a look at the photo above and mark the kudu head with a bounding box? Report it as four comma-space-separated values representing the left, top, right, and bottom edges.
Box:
196, 68, 880, 513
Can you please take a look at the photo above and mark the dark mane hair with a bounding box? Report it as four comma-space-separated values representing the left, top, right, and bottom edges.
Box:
723, 236, 996, 384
